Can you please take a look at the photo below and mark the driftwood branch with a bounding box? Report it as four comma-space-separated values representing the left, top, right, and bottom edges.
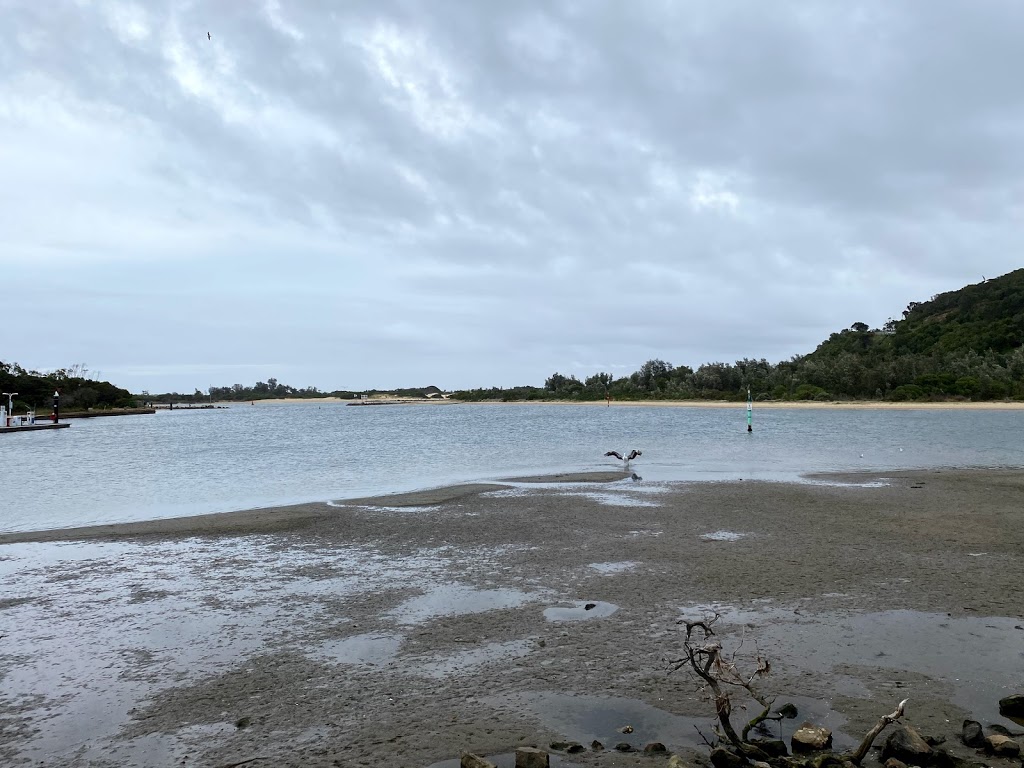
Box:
740, 697, 777, 742
676, 612, 720, 641
672, 617, 913, 768
694, 724, 716, 748
670, 617, 776, 762
846, 698, 908, 765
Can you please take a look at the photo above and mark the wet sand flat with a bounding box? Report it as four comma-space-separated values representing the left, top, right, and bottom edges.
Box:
1, 470, 1022, 767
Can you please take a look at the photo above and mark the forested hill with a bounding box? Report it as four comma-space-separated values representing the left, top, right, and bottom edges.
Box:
800, 268, 1024, 400
453, 268, 1024, 403
0, 363, 136, 411
839, 268, 1023, 357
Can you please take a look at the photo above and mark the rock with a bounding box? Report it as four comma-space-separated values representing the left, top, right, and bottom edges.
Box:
750, 738, 789, 757
931, 747, 980, 768
988, 724, 1014, 737
983, 734, 1020, 757
667, 756, 689, 768
810, 754, 846, 768
514, 746, 550, 768
925, 735, 947, 746
548, 741, 583, 753
709, 746, 747, 768
792, 722, 833, 752
881, 725, 933, 766
884, 759, 907, 768
461, 754, 497, 768
584, 602, 597, 610
961, 720, 985, 748
619, 724, 634, 733
999, 694, 1024, 718
644, 742, 668, 753
777, 703, 800, 719
590, 740, 604, 751
613, 742, 635, 752
234, 716, 251, 729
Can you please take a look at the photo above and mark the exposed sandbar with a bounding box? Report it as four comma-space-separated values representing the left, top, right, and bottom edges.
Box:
1, 469, 1022, 766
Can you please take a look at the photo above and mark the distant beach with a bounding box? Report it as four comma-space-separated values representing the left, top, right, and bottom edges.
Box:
241, 396, 1024, 410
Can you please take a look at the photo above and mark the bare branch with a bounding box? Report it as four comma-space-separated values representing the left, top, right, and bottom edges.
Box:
694, 724, 716, 748
846, 698, 908, 765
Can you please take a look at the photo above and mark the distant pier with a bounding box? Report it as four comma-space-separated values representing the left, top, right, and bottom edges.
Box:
60, 408, 157, 419
0, 422, 71, 434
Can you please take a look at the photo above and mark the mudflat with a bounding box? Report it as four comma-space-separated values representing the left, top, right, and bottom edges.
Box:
1, 469, 1022, 767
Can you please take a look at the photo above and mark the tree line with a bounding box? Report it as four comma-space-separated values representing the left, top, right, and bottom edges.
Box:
0, 361, 136, 411
453, 269, 1024, 403
148, 381, 442, 403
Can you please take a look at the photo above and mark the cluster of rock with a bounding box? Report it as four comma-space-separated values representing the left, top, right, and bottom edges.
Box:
707, 721, 1021, 768
460, 695, 1023, 768
709, 701, 1023, 768
462, 747, 549, 768
461, 739, 671, 767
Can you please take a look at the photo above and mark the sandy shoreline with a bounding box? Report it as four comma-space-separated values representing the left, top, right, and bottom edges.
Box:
0, 475, 628, 544
2, 470, 1023, 767
237, 397, 1024, 410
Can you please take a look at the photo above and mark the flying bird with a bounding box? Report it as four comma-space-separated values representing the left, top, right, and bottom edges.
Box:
208, 31, 211, 40
605, 449, 642, 468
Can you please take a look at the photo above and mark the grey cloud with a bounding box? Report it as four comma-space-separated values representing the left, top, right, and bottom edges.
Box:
2, 1, 1021, 391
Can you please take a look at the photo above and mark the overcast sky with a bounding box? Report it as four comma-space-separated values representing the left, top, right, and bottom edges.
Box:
2, 1, 1022, 393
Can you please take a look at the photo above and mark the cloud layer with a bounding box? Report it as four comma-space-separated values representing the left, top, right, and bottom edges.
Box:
2, 1, 1022, 392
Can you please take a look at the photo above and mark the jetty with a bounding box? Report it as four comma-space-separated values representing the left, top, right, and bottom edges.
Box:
60, 407, 156, 419
0, 404, 70, 435
1, 422, 70, 434
1, 393, 72, 434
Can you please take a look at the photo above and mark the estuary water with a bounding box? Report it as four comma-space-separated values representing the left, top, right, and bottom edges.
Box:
1, 402, 1022, 532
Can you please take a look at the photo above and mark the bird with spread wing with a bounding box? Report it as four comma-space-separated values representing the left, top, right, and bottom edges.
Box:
605, 449, 642, 468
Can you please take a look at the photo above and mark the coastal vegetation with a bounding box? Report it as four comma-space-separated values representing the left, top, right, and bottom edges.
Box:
146, 381, 445, 404
0, 362, 135, 411
453, 269, 1024, 403
6, 271, 1022, 407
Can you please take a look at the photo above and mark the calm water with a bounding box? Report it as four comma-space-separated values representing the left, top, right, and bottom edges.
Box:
1, 403, 1022, 532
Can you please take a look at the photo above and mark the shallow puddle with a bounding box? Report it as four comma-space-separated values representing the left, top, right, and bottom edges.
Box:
386, 584, 537, 625
70, 723, 236, 768
571, 491, 659, 507
678, 602, 1024, 727
408, 639, 534, 679
544, 600, 619, 622
0, 538, 514, 764
700, 530, 749, 541
588, 561, 639, 574
316, 632, 405, 666
497, 692, 854, 753
426, 752, 580, 768
627, 528, 662, 537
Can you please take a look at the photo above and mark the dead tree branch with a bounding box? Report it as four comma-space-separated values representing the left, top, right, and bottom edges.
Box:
846, 698, 908, 765
671, 615, 911, 768
670, 615, 776, 761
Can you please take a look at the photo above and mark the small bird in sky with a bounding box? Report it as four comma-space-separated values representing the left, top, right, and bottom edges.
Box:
208, 31, 211, 40
605, 449, 642, 468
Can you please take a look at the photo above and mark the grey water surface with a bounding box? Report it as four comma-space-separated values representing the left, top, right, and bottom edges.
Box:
1, 403, 1021, 531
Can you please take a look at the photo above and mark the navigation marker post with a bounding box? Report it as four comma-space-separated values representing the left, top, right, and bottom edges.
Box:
746, 388, 753, 433
53, 390, 59, 423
